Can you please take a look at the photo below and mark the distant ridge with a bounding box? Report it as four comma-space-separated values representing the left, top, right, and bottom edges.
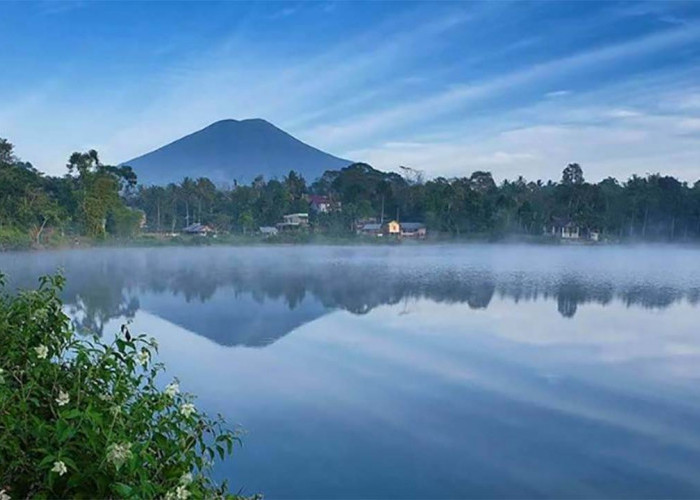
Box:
122, 118, 352, 185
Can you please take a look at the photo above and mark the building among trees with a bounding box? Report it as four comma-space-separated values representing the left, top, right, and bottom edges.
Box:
276, 213, 309, 232
3, 134, 700, 247
400, 223, 427, 238
182, 223, 215, 235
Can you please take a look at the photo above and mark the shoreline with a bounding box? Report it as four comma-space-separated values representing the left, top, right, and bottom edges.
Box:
3, 233, 700, 253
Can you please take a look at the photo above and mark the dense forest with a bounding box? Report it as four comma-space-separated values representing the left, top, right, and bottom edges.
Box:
0, 138, 141, 247
2, 136, 700, 248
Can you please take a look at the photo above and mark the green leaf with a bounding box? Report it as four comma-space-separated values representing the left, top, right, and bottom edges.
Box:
58, 424, 76, 443
61, 456, 78, 470
62, 408, 82, 420
113, 482, 134, 498
38, 454, 56, 467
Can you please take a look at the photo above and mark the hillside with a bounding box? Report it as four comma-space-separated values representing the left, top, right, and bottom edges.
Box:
122, 118, 352, 185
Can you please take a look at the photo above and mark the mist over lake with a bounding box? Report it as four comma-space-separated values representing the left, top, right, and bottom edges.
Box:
2, 244, 700, 498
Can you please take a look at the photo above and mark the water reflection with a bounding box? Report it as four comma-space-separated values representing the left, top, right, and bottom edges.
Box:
2, 245, 700, 497
1, 246, 699, 345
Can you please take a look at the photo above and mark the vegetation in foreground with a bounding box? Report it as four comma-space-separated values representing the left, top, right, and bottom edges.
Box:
0, 274, 245, 499
2, 135, 700, 250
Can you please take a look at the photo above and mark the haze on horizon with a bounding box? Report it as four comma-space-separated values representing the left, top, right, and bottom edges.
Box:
2, 1, 700, 182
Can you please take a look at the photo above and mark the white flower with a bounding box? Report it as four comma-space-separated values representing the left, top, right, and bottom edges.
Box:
176, 485, 190, 500
55, 391, 70, 407
137, 350, 150, 367
99, 392, 113, 402
34, 344, 49, 359
32, 308, 48, 322
164, 381, 180, 398
165, 484, 191, 500
51, 460, 68, 476
179, 472, 193, 485
179, 403, 196, 418
110, 405, 121, 416
106, 442, 132, 469
0, 488, 11, 500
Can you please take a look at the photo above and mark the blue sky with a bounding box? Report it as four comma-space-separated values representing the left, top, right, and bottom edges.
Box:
2, 1, 700, 182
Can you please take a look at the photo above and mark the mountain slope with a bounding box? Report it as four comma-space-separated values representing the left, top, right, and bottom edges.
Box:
122, 118, 352, 185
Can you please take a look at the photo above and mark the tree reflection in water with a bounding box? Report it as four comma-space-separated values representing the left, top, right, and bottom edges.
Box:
1, 246, 698, 343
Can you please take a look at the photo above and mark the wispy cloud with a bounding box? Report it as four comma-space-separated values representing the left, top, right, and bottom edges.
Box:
5, 1, 700, 182
545, 90, 572, 98
95, 6, 477, 166
269, 6, 299, 19
344, 69, 700, 182
614, 1, 690, 26
605, 109, 644, 119
38, 0, 87, 16
303, 22, 700, 149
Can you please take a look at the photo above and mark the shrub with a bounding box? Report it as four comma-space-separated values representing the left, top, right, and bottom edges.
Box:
106, 206, 144, 238
0, 227, 32, 250
0, 274, 245, 499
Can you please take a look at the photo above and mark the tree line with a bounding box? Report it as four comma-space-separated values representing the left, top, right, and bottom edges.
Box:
2, 136, 700, 246
0, 138, 140, 247
132, 162, 700, 241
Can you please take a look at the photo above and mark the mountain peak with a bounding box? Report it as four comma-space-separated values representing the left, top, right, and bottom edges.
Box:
123, 119, 352, 185
240, 117, 269, 124
207, 118, 272, 128
209, 118, 239, 125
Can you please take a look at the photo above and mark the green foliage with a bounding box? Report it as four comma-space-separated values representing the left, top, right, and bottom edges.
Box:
3, 132, 700, 245
68, 149, 139, 238
0, 274, 245, 499
106, 206, 143, 238
0, 138, 15, 164
1, 139, 139, 245
561, 163, 585, 185
123, 161, 700, 242
0, 148, 65, 244
0, 227, 33, 250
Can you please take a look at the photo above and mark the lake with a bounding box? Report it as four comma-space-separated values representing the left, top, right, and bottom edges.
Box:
1, 244, 700, 498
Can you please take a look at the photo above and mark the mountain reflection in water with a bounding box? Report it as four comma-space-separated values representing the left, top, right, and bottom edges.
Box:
3, 245, 700, 498
1, 245, 698, 347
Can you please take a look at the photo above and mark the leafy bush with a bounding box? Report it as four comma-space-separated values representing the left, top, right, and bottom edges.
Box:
0, 227, 32, 250
106, 206, 144, 238
0, 274, 245, 499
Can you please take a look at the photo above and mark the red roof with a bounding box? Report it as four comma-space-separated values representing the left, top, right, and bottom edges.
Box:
308, 195, 330, 204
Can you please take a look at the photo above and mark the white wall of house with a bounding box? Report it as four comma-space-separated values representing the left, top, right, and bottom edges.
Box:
562, 226, 580, 239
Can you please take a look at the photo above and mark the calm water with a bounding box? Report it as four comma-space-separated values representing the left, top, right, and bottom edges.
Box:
2, 245, 700, 498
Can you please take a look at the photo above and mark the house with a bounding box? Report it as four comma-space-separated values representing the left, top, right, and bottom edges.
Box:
384, 220, 401, 235
182, 223, 215, 235
546, 218, 600, 241
283, 213, 309, 225
546, 218, 580, 239
560, 223, 580, 239
357, 219, 425, 238
276, 213, 309, 231
357, 223, 383, 237
259, 226, 279, 237
308, 195, 340, 213
400, 222, 427, 238
356, 218, 382, 236
134, 209, 147, 229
